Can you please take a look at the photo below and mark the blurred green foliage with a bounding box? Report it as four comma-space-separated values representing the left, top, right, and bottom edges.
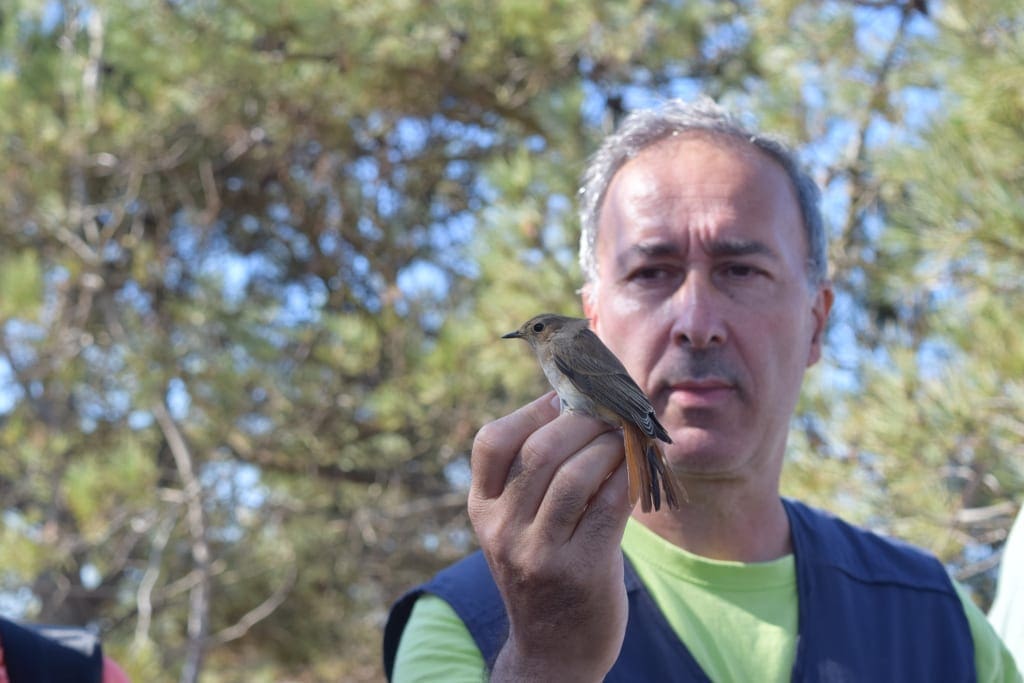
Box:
0, 0, 1021, 680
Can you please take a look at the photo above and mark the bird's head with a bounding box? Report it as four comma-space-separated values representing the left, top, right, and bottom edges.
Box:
502, 313, 579, 350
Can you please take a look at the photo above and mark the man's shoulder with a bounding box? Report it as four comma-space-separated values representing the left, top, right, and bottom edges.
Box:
429, 550, 498, 599
384, 550, 505, 678
424, 551, 509, 640
784, 498, 954, 592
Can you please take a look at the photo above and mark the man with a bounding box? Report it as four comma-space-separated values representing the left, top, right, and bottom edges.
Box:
384, 98, 1020, 681
0, 617, 131, 682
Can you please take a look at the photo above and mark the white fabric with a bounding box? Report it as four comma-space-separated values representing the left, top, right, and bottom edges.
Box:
990, 506, 1024, 675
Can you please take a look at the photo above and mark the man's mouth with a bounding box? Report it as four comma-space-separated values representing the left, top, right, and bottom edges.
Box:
665, 378, 736, 407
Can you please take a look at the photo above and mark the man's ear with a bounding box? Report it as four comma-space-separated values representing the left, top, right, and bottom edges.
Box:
807, 282, 834, 367
581, 282, 599, 331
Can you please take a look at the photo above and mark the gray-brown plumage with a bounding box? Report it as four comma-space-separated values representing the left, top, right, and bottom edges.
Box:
503, 313, 683, 512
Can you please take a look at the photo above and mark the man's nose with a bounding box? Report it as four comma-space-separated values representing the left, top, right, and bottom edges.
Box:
669, 272, 726, 349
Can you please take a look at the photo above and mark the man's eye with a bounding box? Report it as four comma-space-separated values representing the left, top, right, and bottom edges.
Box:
722, 263, 760, 279
631, 266, 671, 281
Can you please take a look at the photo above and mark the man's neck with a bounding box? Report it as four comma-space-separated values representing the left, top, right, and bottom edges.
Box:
631, 482, 792, 563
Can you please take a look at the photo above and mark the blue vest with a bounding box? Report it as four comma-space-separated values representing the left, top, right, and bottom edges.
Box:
0, 618, 103, 683
384, 499, 975, 681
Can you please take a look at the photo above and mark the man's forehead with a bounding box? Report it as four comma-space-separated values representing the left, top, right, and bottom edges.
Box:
593, 135, 806, 274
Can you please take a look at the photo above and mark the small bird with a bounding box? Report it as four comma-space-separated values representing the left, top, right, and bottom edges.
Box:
503, 313, 683, 512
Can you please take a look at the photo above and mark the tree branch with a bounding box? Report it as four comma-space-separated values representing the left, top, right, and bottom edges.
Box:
152, 401, 211, 683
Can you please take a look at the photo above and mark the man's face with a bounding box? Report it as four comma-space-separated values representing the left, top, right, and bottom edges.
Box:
583, 135, 832, 484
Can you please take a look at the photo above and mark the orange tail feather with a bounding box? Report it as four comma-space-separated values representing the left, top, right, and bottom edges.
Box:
622, 423, 650, 511
624, 424, 684, 512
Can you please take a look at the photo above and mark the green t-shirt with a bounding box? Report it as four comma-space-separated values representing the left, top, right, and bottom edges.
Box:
393, 517, 1021, 682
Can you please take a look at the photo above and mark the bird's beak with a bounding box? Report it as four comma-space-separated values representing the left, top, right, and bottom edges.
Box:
502, 330, 522, 339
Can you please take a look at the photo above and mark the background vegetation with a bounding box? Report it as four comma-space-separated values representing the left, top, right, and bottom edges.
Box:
1, 0, 1020, 680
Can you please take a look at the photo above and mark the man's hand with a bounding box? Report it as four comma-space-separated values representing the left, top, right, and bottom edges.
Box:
468, 392, 633, 681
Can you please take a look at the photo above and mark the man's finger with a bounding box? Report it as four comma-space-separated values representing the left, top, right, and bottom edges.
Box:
470, 392, 559, 501
534, 430, 628, 545
573, 459, 632, 554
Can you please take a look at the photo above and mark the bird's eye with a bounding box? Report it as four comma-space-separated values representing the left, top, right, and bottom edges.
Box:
532, 322, 545, 333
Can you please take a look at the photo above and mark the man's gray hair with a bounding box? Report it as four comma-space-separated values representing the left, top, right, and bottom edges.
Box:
578, 98, 828, 287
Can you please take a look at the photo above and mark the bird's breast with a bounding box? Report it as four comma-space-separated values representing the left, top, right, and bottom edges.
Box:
539, 358, 622, 426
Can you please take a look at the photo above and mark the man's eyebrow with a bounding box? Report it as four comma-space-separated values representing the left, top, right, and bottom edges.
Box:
615, 241, 679, 271
705, 238, 778, 260
628, 241, 680, 258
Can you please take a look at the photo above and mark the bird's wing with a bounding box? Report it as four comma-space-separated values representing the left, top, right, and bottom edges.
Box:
553, 329, 670, 441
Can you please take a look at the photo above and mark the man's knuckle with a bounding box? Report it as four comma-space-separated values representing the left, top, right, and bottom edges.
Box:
547, 479, 589, 523
467, 494, 488, 524
582, 504, 619, 544
472, 422, 501, 459
518, 437, 551, 471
